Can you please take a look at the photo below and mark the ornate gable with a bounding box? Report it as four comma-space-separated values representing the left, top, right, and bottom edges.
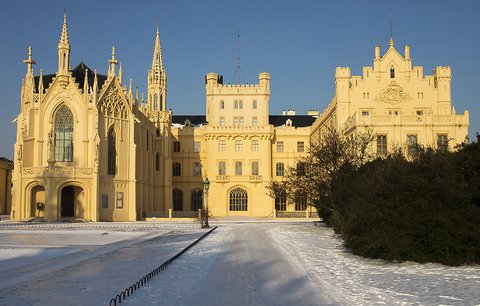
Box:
97, 78, 130, 120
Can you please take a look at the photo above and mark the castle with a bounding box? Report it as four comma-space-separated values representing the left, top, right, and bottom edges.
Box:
10, 14, 469, 221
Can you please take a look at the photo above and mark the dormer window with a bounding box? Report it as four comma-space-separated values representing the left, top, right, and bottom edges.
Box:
184, 119, 191, 127
390, 67, 395, 78
286, 119, 292, 127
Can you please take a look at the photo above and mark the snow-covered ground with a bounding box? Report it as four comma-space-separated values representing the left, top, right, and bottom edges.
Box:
268, 223, 480, 306
0, 222, 478, 305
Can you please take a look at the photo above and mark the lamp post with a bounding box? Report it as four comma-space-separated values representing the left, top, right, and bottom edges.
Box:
203, 176, 210, 228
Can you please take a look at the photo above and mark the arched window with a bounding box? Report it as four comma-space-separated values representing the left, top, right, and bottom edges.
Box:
54, 105, 74, 162
154, 94, 158, 110
191, 189, 203, 211
107, 128, 116, 175
390, 67, 395, 78
219, 101, 224, 109
172, 189, 183, 211
229, 188, 248, 211
155, 152, 160, 171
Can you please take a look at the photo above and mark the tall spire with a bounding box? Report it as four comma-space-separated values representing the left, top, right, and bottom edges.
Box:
151, 25, 164, 72
59, 10, 70, 47
57, 10, 71, 75
147, 25, 167, 113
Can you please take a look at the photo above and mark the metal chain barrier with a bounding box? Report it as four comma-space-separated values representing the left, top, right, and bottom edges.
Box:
108, 226, 217, 305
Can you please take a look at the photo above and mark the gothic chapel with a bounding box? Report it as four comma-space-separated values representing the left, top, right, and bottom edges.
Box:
12, 13, 172, 221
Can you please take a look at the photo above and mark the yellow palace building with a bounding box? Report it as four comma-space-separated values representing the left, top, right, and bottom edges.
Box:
10, 14, 468, 221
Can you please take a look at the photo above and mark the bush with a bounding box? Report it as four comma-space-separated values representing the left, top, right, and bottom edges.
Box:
334, 143, 480, 266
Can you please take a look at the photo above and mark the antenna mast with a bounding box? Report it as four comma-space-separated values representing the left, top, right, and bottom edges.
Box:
236, 25, 241, 85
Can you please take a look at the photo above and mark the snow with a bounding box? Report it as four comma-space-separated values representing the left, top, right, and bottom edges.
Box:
0, 222, 478, 306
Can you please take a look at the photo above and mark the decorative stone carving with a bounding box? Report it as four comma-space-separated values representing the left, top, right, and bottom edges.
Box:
374, 81, 412, 105
99, 87, 127, 119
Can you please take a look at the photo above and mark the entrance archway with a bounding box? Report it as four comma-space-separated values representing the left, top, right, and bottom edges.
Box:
60, 185, 86, 219
30, 185, 45, 218
61, 186, 75, 217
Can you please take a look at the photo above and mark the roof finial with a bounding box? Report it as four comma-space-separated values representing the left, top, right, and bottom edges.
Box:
389, 15, 394, 47
23, 46, 36, 75
59, 9, 70, 46
108, 45, 118, 77
151, 25, 164, 73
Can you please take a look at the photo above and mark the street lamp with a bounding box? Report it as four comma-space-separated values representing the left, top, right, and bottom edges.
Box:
203, 176, 210, 228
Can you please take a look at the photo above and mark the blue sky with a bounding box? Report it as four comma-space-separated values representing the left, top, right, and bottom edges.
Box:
0, 0, 478, 159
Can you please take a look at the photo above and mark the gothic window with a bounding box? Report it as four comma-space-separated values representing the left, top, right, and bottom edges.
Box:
276, 162, 284, 176
107, 128, 116, 175
229, 188, 248, 211
54, 105, 74, 162
172, 189, 183, 211
159, 94, 163, 110
191, 189, 203, 211
154, 94, 158, 110
390, 67, 395, 78
275, 192, 286, 211
155, 153, 160, 171
295, 192, 307, 211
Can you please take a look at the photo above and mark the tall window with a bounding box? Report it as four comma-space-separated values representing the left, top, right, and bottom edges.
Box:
54, 105, 74, 162
191, 189, 203, 211
193, 141, 201, 153
239, 101, 243, 109
193, 162, 202, 176
146, 132, 149, 151
235, 161, 242, 175
229, 188, 248, 211
235, 140, 242, 151
172, 189, 183, 211
251, 161, 259, 176
297, 141, 305, 152
219, 117, 225, 127
218, 161, 226, 175
219, 100, 224, 109
239, 117, 244, 127
154, 94, 158, 110
107, 128, 116, 175
437, 134, 448, 150
297, 162, 305, 176
276, 162, 284, 176
173, 162, 182, 176
277, 141, 284, 152
233, 117, 239, 127
377, 135, 387, 156
390, 67, 395, 78
275, 193, 286, 211
295, 192, 307, 211
155, 152, 160, 171
407, 135, 418, 157
218, 140, 226, 151
251, 140, 259, 151
252, 100, 257, 109
173, 141, 181, 152
234, 101, 239, 109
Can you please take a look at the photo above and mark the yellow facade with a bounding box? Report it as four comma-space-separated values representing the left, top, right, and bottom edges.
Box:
311, 39, 469, 154
11, 15, 469, 221
0, 158, 13, 215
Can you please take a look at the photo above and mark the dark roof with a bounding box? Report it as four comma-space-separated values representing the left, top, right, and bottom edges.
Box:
269, 115, 316, 127
34, 62, 107, 93
172, 115, 207, 125
172, 115, 316, 127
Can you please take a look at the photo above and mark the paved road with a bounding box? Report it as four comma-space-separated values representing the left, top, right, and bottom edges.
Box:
126, 223, 334, 306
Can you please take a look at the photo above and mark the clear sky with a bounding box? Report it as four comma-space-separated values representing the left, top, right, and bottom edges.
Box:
0, 0, 478, 159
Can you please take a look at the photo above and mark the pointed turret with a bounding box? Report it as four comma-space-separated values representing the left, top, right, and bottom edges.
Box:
147, 26, 167, 113
38, 69, 44, 96
58, 10, 71, 75
93, 69, 98, 102
23, 46, 36, 76
389, 37, 395, 48
118, 63, 123, 84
